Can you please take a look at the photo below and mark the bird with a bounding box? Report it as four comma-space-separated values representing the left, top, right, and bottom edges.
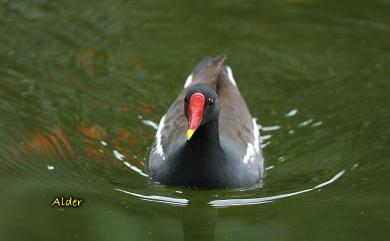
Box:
148, 54, 264, 189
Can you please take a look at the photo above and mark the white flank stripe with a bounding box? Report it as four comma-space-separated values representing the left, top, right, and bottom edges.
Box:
184, 74, 193, 88
154, 115, 166, 160
243, 118, 261, 164
253, 118, 260, 154
226, 66, 237, 86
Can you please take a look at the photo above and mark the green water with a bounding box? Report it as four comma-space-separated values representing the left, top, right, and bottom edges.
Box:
1, 0, 390, 240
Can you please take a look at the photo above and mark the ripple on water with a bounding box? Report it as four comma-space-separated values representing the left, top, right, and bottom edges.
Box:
111, 111, 348, 208
114, 170, 345, 208
2, 107, 350, 209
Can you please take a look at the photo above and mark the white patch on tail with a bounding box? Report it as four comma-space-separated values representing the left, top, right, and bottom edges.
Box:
184, 74, 193, 88
243, 118, 261, 164
153, 115, 166, 160
226, 66, 237, 86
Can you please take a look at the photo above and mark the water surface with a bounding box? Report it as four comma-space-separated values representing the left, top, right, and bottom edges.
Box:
1, 0, 389, 240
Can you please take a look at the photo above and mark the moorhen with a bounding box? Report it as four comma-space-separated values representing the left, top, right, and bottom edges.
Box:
148, 54, 264, 188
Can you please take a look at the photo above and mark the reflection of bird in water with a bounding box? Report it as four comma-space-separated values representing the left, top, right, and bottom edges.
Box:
181, 205, 218, 241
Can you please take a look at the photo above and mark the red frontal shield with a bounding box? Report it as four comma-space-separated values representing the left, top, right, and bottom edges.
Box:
187, 92, 205, 140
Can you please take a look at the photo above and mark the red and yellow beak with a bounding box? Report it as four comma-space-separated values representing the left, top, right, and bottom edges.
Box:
186, 92, 205, 140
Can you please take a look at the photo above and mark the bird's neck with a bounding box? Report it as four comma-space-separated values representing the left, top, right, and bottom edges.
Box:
186, 118, 222, 154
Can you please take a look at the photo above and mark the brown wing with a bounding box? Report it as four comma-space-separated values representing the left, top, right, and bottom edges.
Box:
217, 69, 255, 161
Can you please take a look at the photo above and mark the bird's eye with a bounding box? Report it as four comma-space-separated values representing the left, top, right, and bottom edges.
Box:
208, 99, 214, 106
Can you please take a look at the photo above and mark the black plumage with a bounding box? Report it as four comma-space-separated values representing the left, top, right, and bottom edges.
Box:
148, 54, 264, 189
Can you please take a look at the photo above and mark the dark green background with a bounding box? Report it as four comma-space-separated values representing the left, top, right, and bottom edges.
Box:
1, 0, 389, 240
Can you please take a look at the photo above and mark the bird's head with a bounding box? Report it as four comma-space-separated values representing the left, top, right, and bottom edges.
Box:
184, 83, 220, 140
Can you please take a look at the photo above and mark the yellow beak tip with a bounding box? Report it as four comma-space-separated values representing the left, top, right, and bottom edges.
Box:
186, 129, 195, 140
